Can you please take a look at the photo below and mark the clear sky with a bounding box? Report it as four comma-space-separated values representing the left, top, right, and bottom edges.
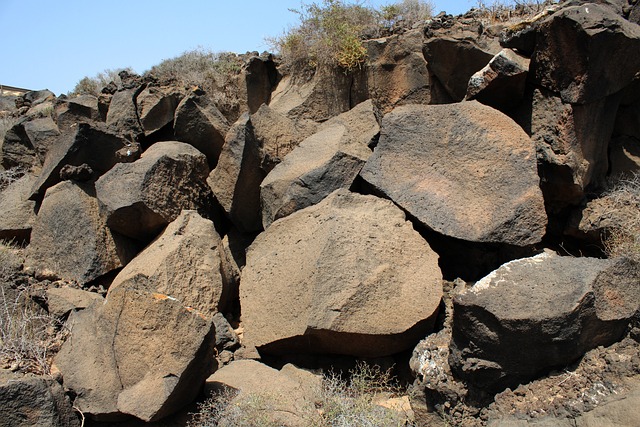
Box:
0, 0, 479, 95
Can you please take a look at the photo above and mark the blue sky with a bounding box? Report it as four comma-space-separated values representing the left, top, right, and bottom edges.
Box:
0, 0, 478, 95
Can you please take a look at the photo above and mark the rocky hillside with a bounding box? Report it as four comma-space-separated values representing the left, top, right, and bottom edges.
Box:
1, 0, 639, 426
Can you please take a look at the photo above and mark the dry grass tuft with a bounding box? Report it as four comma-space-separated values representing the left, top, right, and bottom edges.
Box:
603, 173, 640, 264
472, 0, 556, 24
0, 241, 68, 375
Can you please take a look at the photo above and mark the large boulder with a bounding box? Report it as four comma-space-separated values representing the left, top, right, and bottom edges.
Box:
173, 89, 230, 167
0, 370, 80, 427
513, 87, 620, 208
105, 88, 143, 137
55, 94, 100, 131
95, 141, 213, 241
241, 189, 443, 358
268, 66, 368, 122
22, 117, 60, 164
365, 28, 431, 115
108, 210, 230, 317
29, 122, 137, 200
25, 181, 136, 285
205, 360, 322, 427
449, 252, 640, 391
260, 100, 378, 228
208, 114, 264, 232
0, 174, 36, 242
239, 54, 279, 115
54, 283, 217, 422
531, 3, 640, 105
360, 101, 546, 246
46, 286, 103, 318
2, 119, 39, 169
136, 85, 183, 136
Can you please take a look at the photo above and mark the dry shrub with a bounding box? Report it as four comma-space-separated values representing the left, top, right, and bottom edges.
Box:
146, 49, 244, 120
270, 0, 434, 78
70, 67, 135, 96
0, 241, 68, 375
188, 362, 413, 427
0, 166, 26, 193
472, 0, 556, 23
603, 173, 640, 263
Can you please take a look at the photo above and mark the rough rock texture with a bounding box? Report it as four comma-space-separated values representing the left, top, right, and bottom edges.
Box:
95, 141, 213, 241
208, 114, 264, 232
240, 55, 279, 115
173, 90, 230, 167
108, 210, 229, 317
268, 66, 368, 122
25, 181, 135, 285
450, 252, 640, 391
361, 101, 546, 246
0, 174, 36, 242
205, 360, 322, 427
241, 189, 442, 357
423, 36, 498, 102
260, 100, 378, 228
466, 48, 530, 111
46, 287, 104, 318
55, 94, 100, 131
513, 87, 620, 208
30, 122, 136, 200
54, 284, 217, 422
531, 3, 640, 105
250, 103, 316, 172
136, 85, 183, 136
1, 119, 39, 169
106, 88, 143, 137
366, 28, 431, 115
0, 370, 80, 427
22, 117, 60, 164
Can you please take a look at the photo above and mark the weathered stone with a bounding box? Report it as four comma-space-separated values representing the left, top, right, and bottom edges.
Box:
531, 3, 640, 104
241, 55, 279, 114
22, 117, 60, 163
241, 189, 442, 357
423, 36, 498, 102
0, 174, 36, 242
55, 95, 100, 131
46, 287, 103, 318
260, 100, 378, 228
59, 163, 93, 181
513, 87, 620, 208
136, 85, 183, 136
22, 90, 55, 107
54, 284, 217, 422
269, 66, 368, 122
361, 101, 546, 246
25, 181, 136, 285
173, 89, 230, 167
366, 28, 431, 115
250, 103, 316, 172
95, 141, 213, 241
0, 370, 80, 427
108, 210, 229, 317
466, 48, 530, 111
30, 122, 135, 200
205, 360, 322, 427
450, 252, 640, 391
208, 114, 264, 232
213, 313, 240, 351
1, 119, 38, 169
106, 88, 143, 137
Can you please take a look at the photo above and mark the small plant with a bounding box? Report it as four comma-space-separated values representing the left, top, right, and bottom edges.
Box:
69, 67, 135, 96
187, 387, 281, 427
603, 172, 640, 264
0, 166, 26, 193
380, 0, 434, 29
0, 241, 68, 375
473, 0, 554, 23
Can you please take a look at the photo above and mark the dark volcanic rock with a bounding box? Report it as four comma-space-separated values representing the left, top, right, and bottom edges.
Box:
360, 101, 546, 246
241, 189, 442, 358
54, 283, 217, 422
95, 140, 213, 241
449, 252, 640, 391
